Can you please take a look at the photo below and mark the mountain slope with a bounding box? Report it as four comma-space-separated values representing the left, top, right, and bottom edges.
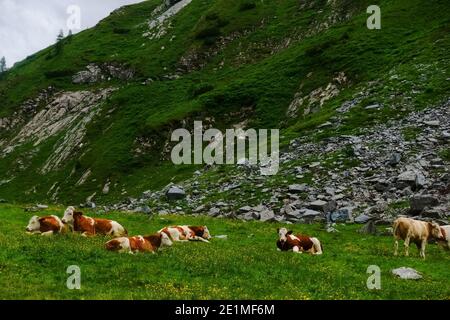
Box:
0, 0, 449, 205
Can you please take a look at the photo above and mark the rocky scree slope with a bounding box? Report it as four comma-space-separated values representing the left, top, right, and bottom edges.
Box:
0, 0, 449, 214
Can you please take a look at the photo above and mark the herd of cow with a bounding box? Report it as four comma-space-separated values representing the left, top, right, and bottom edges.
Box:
25, 206, 449, 258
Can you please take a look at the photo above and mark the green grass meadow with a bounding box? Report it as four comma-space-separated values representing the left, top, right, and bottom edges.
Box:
0, 204, 448, 300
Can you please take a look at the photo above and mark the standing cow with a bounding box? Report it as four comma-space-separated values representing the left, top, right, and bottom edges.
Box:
393, 217, 443, 259
61, 206, 127, 237
25, 215, 67, 236
277, 228, 323, 255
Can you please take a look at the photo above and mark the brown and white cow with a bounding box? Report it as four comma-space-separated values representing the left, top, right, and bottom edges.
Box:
61, 206, 127, 237
277, 227, 323, 255
159, 225, 212, 243
105, 232, 173, 254
393, 217, 443, 259
25, 215, 67, 236
436, 225, 450, 250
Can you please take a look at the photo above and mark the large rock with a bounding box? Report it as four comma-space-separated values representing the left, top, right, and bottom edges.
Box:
301, 209, 322, 217
239, 206, 253, 213
166, 186, 186, 200
72, 63, 134, 84
288, 184, 308, 193
387, 152, 402, 166
285, 210, 303, 220
328, 207, 353, 222
354, 214, 371, 224
397, 170, 425, 190
359, 220, 377, 234
259, 210, 275, 222
308, 199, 336, 213
133, 206, 151, 214
409, 194, 439, 214
392, 267, 422, 280
208, 207, 221, 217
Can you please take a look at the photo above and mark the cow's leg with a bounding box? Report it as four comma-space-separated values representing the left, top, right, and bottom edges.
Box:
404, 235, 410, 256
420, 240, 426, 259
394, 237, 399, 256
190, 236, 210, 243
293, 246, 302, 254
41, 231, 54, 237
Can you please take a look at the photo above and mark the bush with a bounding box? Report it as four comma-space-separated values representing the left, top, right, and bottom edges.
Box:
239, 0, 256, 11
44, 69, 74, 79
194, 12, 229, 42
189, 83, 214, 98
113, 28, 130, 35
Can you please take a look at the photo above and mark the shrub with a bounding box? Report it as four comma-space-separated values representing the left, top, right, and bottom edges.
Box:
189, 83, 214, 98
239, 0, 256, 11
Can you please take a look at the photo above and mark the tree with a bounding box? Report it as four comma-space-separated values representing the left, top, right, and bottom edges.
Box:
0, 56, 6, 73
57, 29, 65, 42
55, 30, 65, 55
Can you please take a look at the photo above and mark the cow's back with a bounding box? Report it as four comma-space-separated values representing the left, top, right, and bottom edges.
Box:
39, 216, 61, 233
295, 234, 314, 251
394, 218, 427, 241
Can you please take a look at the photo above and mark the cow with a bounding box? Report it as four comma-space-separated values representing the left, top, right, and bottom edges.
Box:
393, 217, 443, 259
61, 206, 127, 237
436, 225, 450, 250
25, 215, 67, 236
105, 232, 173, 254
159, 225, 212, 243
276, 227, 323, 255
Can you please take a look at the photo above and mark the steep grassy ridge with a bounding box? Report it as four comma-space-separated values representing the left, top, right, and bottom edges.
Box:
0, 0, 449, 203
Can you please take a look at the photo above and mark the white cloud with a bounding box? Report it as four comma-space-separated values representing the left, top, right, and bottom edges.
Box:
0, 0, 144, 67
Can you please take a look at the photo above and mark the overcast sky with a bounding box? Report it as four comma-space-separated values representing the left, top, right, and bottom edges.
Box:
0, 0, 145, 67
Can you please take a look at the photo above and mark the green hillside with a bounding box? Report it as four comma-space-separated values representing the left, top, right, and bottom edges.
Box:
0, 0, 449, 204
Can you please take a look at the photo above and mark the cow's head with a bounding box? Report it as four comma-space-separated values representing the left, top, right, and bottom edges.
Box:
160, 232, 173, 247
277, 227, 293, 244
189, 226, 212, 240
26, 216, 40, 232
202, 226, 212, 240
429, 221, 443, 239
61, 206, 76, 224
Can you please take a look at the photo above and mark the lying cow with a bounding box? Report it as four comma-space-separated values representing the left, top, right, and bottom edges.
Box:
277, 227, 323, 255
436, 225, 450, 250
393, 217, 443, 259
25, 215, 67, 236
159, 225, 212, 243
105, 232, 172, 254
62, 206, 127, 237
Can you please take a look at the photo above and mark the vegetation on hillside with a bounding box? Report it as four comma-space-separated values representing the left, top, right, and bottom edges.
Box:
0, 0, 449, 203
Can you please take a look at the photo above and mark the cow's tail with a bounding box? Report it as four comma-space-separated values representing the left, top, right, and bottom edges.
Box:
311, 237, 323, 255
392, 219, 399, 239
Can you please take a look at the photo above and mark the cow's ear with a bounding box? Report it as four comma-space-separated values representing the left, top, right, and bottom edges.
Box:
287, 230, 293, 235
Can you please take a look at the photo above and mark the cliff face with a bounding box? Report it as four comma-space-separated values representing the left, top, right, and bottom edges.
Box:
0, 0, 449, 205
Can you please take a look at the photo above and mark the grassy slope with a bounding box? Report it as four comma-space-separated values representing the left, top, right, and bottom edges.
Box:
0, 0, 449, 204
0, 204, 448, 299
